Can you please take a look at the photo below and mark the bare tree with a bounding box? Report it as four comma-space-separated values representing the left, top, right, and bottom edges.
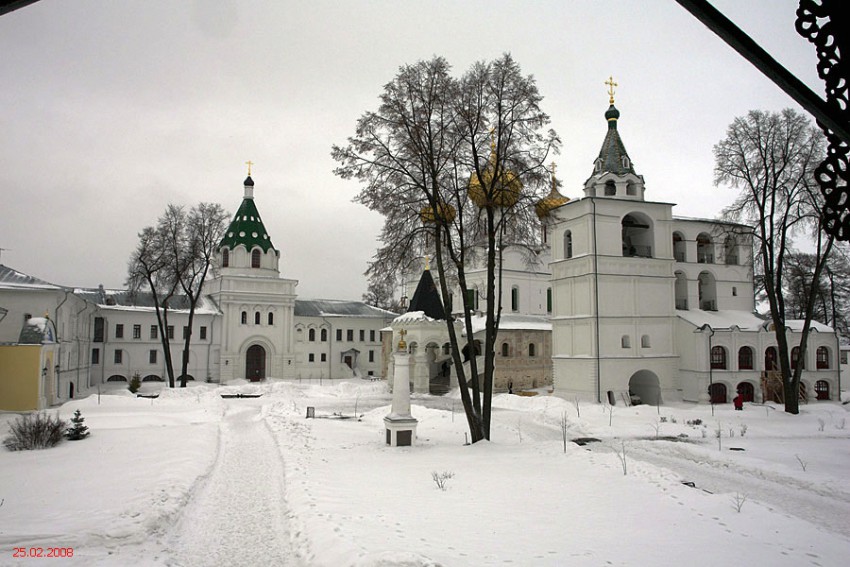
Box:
127, 203, 228, 388
176, 203, 228, 387
714, 108, 831, 414
127, 206, 184, 387
333, 54, 558, 442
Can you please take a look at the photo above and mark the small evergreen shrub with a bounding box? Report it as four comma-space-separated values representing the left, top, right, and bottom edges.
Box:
129, 373, 141, 393
65, 410, 90, 441
3, 412, 67, 451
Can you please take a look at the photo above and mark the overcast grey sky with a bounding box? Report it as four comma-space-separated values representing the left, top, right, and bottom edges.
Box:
0, 0, 822, 300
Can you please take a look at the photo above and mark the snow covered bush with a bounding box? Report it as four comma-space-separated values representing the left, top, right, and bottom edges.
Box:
3, 412, 67, 451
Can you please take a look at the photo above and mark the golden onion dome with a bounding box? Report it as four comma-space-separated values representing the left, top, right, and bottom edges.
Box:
420, 200, 457, 224
535, 163, 570, 218
467, 134, 522, 209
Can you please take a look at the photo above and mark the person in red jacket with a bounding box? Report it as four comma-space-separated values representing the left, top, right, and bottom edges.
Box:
733, 391, 744, 410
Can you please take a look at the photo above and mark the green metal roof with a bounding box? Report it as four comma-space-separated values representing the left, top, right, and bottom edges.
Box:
218, 177, 276, 253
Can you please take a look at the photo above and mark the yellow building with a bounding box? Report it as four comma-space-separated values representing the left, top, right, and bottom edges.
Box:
0, 317, 58, 411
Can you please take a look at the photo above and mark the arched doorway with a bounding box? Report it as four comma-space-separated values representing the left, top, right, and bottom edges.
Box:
246, 344, 266, 382
628, 370, 661, 405
709, 383, 727, 404
815, 380, 830, 400
736, 382, 754, 402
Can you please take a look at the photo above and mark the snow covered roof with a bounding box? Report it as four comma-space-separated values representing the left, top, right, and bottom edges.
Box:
468, 313, 551, 335
677, 310, 834, 333
72, 288, 220, 314
393, 310, 438, 325
677, 309, 768, 331
295, 299, 397, 319
671, 215, 751, 230
785, 319, 834, 333
0, 264, 63, 291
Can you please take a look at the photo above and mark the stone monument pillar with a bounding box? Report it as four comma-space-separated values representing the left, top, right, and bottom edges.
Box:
384, 329, 418, 446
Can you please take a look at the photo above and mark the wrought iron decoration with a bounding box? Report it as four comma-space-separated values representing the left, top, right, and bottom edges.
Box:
796, 0, 850, 239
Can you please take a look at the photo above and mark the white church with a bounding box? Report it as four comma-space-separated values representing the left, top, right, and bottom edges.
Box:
0, 93, 843, 411
396, 93, 842, 406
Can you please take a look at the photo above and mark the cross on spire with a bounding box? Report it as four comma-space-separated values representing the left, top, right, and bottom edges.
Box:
245, 160, 254, 176
605, 76, 618, 105
550, 162, 557, 190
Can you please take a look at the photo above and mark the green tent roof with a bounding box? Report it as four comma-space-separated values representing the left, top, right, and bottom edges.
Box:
218, 176, 276, 253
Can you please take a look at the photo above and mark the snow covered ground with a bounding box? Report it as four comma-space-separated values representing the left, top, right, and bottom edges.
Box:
1, 380, 849, 566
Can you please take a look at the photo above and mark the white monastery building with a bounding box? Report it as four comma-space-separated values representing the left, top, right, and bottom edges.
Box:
0, 175, 395, 410
0, 94, 842, 410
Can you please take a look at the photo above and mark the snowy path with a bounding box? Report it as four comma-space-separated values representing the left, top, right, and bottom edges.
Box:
169, 404, 296, 566
594, 438, 850, 540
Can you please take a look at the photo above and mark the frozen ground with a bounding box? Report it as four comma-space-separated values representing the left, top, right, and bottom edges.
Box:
1, 380, 849, 566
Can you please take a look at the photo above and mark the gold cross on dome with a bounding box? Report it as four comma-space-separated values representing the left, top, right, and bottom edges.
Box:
245, 160, 254, 176
605, 76, 618, 104
551, 162, 557, 189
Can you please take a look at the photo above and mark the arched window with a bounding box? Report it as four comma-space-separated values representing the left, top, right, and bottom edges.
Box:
724, 236, 738, 265
308, 329, 316, 342
711, 346, 727, 369
241, 311, 247, 325
698, 271, 717, 311
528, 343, 536, 357
641, 335, 651, 348
672, 232, 686, 262
791, 346, 804, 369
697, 233, 713, 263
621, 213, 653, 258
563, 230, 573, 259
738, 346, 753, 370
511, 286, 519, 311
621, 335, 630, 348
765, 346, 778, 370
251, 248, 261, 268
605, 180, 616, 196
254, 312, 261, 325
222, 248, 229, 267
675, 271, 688, 310
546, 288, 552, 313
268, 312, 274, 325
501, 342, 510, 357
816, 346, 829, 369
321, 329, 328, 342
626, 180, 636, 195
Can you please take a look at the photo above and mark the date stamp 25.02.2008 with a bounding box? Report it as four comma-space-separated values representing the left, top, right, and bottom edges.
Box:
12, 547, 75, 559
